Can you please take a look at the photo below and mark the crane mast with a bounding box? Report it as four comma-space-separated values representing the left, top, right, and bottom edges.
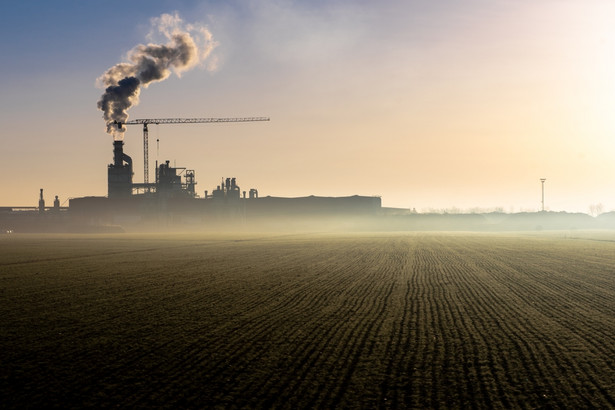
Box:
116, 117, 269, 186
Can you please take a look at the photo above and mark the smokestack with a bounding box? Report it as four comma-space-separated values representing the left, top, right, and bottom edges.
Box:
113, 141, 124, 167
108, 141, 133, 198
96, 13, 217, 139
38, 189, 45, 213
113, 140, 133, 168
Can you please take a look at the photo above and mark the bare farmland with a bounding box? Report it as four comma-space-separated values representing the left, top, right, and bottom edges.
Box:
1, 232, 614, 408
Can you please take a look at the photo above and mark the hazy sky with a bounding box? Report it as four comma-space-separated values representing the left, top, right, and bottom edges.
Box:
1, 0, 614, 212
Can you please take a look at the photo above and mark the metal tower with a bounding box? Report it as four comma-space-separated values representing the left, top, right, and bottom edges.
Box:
540, 178, 546, 211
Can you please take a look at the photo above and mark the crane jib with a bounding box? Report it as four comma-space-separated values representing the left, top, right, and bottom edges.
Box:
123, 117, 270, 125
111, 116, 270, 187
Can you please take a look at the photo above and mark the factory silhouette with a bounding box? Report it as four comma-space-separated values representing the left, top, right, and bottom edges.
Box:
1, 132, 381, 233
72, 133, 382, 231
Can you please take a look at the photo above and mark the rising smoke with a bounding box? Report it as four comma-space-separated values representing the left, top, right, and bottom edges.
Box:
97, 13, 217, 139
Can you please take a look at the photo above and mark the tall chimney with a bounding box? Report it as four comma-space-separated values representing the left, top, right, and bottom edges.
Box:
38, 189, 45, 213
114, 140, 124, 167
108, 141, 133, 198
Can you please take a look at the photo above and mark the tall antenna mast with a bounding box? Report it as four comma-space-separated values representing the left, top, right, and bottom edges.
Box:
540, 178, 546, 211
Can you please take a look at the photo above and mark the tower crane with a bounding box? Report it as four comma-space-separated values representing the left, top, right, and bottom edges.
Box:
115, 117, 269, 186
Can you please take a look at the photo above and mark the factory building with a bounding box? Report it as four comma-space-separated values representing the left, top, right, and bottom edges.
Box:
64, 141, 382, 231
1, 139, 381, 232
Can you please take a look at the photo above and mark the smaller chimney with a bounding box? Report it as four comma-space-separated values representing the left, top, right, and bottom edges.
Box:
38, 189, 45, 213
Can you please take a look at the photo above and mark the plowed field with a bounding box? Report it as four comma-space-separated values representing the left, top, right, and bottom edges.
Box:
1, 232, 614, 408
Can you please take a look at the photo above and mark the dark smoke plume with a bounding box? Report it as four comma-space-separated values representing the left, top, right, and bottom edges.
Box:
97, 13, 217, 139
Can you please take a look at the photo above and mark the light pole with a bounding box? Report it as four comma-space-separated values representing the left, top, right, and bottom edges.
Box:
540, 178, 546, 211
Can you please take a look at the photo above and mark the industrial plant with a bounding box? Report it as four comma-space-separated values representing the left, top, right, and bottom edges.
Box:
0, 121, 382, 233
0, 17, 378, 233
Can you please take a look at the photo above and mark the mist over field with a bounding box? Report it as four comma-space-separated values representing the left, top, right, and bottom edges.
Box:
6, 203, 615, 234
